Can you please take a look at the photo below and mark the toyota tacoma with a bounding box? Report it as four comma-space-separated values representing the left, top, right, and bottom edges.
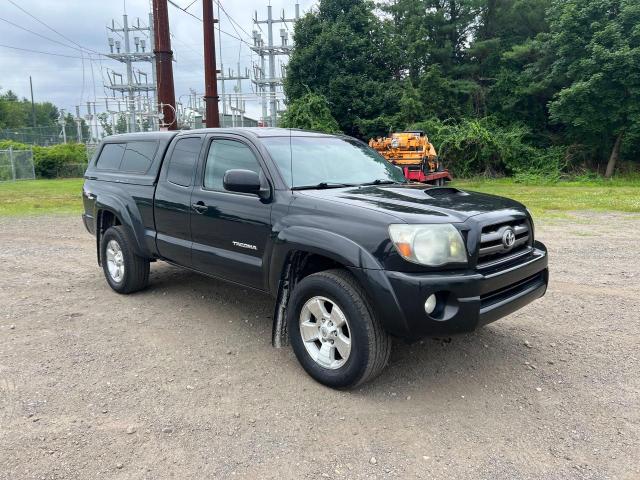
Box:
82, 128, 548, 388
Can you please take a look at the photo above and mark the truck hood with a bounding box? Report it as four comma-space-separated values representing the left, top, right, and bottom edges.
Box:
296, 184, 526, 223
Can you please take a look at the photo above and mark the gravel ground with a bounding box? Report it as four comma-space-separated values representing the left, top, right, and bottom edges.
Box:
0, 213, 639, 480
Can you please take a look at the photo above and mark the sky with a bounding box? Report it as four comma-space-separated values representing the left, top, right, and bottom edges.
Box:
0, 0, 318, 123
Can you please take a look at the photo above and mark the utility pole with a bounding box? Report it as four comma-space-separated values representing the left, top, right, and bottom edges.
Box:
148, 12, 159, 130
58, 109, 67, 144
29, 76, 36, 128
266, 6, 275, 128
123, 15, 136, 132
152, 0, 177, 130
75, 105, 83, 143
203, 0, 220, 128
252, 3, 299, 127
85, 102, 94, 142
217, 1, 226, 119
252, 31, 268, 125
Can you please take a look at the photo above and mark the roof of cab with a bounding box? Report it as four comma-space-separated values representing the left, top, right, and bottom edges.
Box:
102, 131, 178, 142
178, 127, 336, 138
101, 128, 337, 143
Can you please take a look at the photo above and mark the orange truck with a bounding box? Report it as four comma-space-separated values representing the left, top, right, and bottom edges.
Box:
369, 131, 452, 185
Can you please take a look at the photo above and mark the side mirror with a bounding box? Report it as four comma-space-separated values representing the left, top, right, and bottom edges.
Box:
223, 169, 267, 197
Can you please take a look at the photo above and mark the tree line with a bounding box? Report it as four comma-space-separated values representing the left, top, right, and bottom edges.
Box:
0, 89, 90, 144
282, 0, 640, 178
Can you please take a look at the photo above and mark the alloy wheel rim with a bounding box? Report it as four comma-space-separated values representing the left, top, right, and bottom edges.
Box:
105, 239, 125, 283
299, 296, 351, 370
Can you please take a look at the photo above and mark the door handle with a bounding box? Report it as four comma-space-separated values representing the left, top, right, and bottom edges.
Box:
192, 201, 208, 213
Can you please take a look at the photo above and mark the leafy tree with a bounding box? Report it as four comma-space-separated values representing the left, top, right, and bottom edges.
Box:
283, 0, 640, 176
62, 112, 90, 142
285, 0, 398, 135
544, 0, 640, 177
280, 92, 340, 133
471, 0, 549, 75
0, 89, 59, 129
98, 113, 114, 136
99, 113, 129, 136
384, 0, 482, 79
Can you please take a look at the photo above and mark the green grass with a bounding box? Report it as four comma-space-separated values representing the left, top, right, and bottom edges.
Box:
1, 177, 639, 218
452, 177, 640, 217
0, 178, 84, 216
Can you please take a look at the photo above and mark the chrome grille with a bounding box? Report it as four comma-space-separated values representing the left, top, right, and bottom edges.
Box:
477, 219, 532, 268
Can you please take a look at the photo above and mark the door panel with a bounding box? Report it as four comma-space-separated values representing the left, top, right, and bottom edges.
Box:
154, 136, 203, 267
190, 138, 272, 290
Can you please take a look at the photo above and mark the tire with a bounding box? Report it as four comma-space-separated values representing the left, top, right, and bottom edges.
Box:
100, 225, 150, 294
287, 269, 391, 388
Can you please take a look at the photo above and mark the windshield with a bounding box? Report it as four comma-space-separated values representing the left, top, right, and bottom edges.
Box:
262, 136, 407, 188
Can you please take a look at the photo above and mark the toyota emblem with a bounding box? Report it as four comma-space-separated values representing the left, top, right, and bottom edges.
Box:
502, 228, 516, 249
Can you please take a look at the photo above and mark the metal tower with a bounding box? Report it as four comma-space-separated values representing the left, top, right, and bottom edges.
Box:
105, 14, 157, 133
220, 63, 250, 126
251, 3, 299, 127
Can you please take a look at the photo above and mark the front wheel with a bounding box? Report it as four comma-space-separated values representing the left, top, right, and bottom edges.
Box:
287, 269, 391, 388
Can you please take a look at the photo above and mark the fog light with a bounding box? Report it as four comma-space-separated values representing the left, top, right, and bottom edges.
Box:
424, 294, 437, 315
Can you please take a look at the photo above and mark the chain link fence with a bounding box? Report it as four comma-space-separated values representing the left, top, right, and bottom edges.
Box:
55, 163, 88, 178
0, 125, 84, 146
0, 148, 36, 182
86, 143, 99, 163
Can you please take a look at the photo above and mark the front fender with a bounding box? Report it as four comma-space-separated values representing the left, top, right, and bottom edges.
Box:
268, 226, 411, 340
268, 226, 383, 294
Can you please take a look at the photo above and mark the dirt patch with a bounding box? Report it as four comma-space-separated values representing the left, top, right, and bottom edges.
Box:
0, 213, 638, 479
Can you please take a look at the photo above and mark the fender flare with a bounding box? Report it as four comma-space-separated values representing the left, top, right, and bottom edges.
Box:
94, 194, 149, 260
268, 226, 382, 295
268, 226, 410, 346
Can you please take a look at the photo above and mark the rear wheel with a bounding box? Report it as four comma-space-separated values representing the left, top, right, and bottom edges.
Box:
100, 226, 149, 294
287, 269, 391, 388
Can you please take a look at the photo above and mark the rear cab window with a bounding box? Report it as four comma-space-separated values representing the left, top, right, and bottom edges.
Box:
85, 132, 177, 185
96, 141, 157, 173
121, 142, 158, 173
97, 143, 125, 170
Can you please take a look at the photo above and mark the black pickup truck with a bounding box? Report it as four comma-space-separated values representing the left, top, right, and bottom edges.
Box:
82, 128, 548, 388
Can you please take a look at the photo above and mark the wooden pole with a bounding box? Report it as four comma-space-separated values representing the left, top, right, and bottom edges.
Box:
152, 0, 177, 130
203, 0, 220, 128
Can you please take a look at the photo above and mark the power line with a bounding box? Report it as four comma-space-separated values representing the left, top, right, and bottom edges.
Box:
0, 43, 89, 59
6, 0, 102, 56
184, 0, 198, 11
89, 56, 98, 103
0, 10, 105, 115
214, 0, 252, 40
1, 5, 92, 107
166, 0, 253, 48
0, 16, 85, 53
80, 51, 86, 106
167, 0, 201, 21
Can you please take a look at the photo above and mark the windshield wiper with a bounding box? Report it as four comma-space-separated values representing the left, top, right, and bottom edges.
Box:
358, 179, 402, 186
291, 182, 355, 191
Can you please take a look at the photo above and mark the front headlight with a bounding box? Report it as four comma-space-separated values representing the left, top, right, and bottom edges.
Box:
388, 224, 467, 266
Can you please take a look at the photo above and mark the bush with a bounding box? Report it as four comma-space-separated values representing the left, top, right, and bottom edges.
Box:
411, 117, 566, 179
32, 143, 87, 178
0, 140, 87, 178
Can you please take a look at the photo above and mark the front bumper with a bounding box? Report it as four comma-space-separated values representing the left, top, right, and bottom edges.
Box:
370, 241, 548, 339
